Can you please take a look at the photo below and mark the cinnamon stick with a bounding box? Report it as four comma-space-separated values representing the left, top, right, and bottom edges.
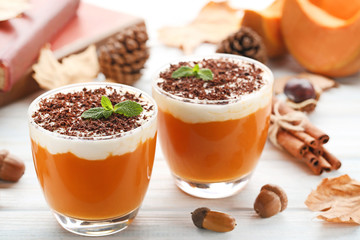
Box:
277, 128, 308, 159
271, 97, 341, 175
303, 152, 323, 175
309, 147, 323, 156
304, 124, 329, 144
289, 130, 318, 148
272, 97, 329, 144
317, 155, 332, 172
322, 147, 342, 170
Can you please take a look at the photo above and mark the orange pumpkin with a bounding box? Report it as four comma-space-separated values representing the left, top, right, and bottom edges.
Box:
242, 0, 286, 58
281, 0, 360, 77
309, 0, 360, 20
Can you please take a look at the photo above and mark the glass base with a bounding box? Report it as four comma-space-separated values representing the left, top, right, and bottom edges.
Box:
53, 207, 139, 237
174, 174, 252, 199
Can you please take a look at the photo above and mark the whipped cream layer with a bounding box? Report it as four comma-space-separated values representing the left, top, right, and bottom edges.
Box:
29, 82, 157, 160
152, 55, 273, 123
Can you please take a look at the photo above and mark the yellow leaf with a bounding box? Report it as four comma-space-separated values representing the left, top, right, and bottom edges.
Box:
274, 72, 338, 95
158, 1, 242, 54
305, 175, 360, 224
32, 45, 99, 90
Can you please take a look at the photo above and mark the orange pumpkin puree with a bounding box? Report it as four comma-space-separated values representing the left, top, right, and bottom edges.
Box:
158, 105, 270, 183
31, 136, 156, 220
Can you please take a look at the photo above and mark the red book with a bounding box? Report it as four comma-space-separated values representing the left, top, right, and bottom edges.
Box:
50, 2, 143, 59
0, 2, 145, 106
0, 0, 80, 91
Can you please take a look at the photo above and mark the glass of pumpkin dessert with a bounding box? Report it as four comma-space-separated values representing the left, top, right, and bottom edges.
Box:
152, 54, 273, 198
28, 82, 157, 236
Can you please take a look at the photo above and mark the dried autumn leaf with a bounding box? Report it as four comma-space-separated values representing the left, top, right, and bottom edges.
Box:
32, 45, 99, 90
0, 0, 30, 22
158, 1, 241, 54
274, 72, 338, 95
305, 175, 360, 224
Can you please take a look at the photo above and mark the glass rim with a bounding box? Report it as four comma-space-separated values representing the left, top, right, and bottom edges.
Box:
152, 53, 274, 105
28, 82, 158, 141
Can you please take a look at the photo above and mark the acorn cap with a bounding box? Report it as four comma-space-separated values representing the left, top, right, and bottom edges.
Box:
191, 207, 210, 228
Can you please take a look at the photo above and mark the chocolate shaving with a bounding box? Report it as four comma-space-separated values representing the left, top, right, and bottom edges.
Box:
32, 87, 153, 138
158, 58, 265, 103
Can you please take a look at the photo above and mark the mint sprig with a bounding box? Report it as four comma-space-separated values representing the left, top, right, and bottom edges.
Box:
81, 107, 111, 119
171, 64, 213, 81
101, 95, 113, 111
114, 100, 144, 117
81, 96, 143, 119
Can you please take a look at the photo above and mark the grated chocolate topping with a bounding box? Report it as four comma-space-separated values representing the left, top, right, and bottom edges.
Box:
158, 58, 265, 103
32, 87, 155, 138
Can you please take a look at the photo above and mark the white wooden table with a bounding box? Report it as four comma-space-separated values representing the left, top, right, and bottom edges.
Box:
1, 1, 360, 239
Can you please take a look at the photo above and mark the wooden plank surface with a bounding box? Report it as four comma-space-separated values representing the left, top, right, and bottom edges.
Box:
1, 0, 360, 239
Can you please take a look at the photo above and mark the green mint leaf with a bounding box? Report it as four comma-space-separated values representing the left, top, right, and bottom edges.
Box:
101, 96, 113, 110
81, 107, 109, 119
197, 68, 213, 81
171, 66, 194, 78
114, 100, 143, 117
82, 98, 142, 120
171, 64, 214, 81
192, 64, 200, 73
102, 110, 113, 119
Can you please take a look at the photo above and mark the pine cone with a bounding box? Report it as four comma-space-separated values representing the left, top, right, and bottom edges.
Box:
216, 27, 267, 63
98, 23, 149, 85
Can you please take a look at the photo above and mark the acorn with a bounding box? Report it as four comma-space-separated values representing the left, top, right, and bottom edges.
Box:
191, 207, 236, 232
254, 184, 288, 218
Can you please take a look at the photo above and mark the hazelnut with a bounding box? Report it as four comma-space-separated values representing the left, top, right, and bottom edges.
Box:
254, 184, 288, 218
0, 149, 25, 182
284, 78, 316, 103
191, 207, 236, 232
